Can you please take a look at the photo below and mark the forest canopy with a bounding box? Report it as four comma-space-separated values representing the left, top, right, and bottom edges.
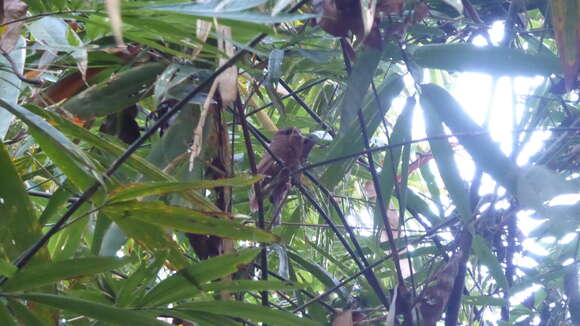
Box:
0, 0, 578, 325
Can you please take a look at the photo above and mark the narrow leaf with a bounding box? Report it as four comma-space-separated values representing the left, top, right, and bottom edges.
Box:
3, 257, 131, 292
0, 101, 100, 191
472, 235, 509, 290
413, 44, 561, 76
108, 175, 261, 203
420, 84, 519, 193
421, 98, 470, 221
0, 143, 48, 261
61, 63, 166, 120
174, 301, 322, 326
140, 249, 260, 306
103, 201, 278, 243
17, 293, 170, 326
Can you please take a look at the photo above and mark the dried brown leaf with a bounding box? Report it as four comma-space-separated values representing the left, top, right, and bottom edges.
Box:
216, 24, 238, 106
0, 0, 28, 53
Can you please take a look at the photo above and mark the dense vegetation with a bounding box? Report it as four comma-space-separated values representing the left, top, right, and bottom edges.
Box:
0, 0, 578, 325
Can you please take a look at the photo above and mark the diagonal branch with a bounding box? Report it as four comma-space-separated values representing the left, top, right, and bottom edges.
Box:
0, 0, 313, 284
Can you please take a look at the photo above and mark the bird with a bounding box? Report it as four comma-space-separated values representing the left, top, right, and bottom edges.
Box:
250, 127, 315, 224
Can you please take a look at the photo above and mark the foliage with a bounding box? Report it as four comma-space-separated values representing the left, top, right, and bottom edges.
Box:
0, 0, 578, 325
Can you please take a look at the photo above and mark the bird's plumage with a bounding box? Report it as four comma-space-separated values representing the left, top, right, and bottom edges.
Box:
250, 127, 315, 219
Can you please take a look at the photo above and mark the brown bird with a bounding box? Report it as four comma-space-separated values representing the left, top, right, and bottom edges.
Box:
250, 127, 315, 224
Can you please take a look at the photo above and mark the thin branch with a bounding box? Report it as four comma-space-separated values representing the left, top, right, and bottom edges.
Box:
356, 109, 405, 284
241, 120, 391, 310
235, 94, 268, 307
0, 25, 270, 286
292, 216, 459, 312
244, 78, 327, 117
253, 263, 336, 313
278, 79, 336, 136
0, 50, 42, 85
298, 127, 580, 174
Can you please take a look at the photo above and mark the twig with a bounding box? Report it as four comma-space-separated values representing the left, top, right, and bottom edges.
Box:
292, 216, 459, 312
244, 78, 327, 117
356, 109, 405, 284
0, 24, 270, 287
298, 127, 580, 174
278, 79, 336, 136
235, 94, 269, 307
0, 50, 42, 85
240, 120, 391, 309
253, 263, 336, 313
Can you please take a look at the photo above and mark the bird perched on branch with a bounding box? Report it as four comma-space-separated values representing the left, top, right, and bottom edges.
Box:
250, 127, 316, 225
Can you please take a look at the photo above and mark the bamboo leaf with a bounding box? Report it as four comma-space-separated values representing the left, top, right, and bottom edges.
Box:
108, 175, 262, 203
373, 97, 415, 225
319, 74, 403, 188
61, 63, 166, 120
103, 201, 278, 243
472, 235, 509, 290
174, 301, 322, 326
17, 293, 170, 326
140, 249, 260, 306
0, 143, 48, 262
420, 84, 519, 193
3, 257, 131, 292
0, 101, 101, 191
421, 97, 471, 221
413, 44, 561, 76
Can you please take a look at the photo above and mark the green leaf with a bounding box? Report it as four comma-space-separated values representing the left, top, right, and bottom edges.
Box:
0, 304, 18, 326
144, 4, 315, 24
163, 310, 239, 326
116, 253, 167, 307
108, 175, 262, 203
421, 96, 470, 221
319, 74, 403, 188
0, 143, 48, 261
3, 257, 131, 292
337, 48, 383, 131
140, 248, 260, 306
174, 301, 322, 326
25, 105, 218, 211
420, 84, 520, 193
0, 36, 25, 140
7, 299, 47, 326
413, 44, 561, 76
202, 280, 300, 292
373, 97, 415, 225
517, 165, 580, 213
28, 17, 87, 75
61, 63, 167, 120
16, 293, 170, 326
472, 235, 509, 290
287, 251, 346, 299
0, 100, 101, 192
0, 260, 17, 278
101, 213, 188, 268
37, 187, 72, 225
103, 201, 278, 243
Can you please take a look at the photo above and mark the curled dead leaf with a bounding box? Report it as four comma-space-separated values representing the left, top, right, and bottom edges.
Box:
0, 0, 28, 53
